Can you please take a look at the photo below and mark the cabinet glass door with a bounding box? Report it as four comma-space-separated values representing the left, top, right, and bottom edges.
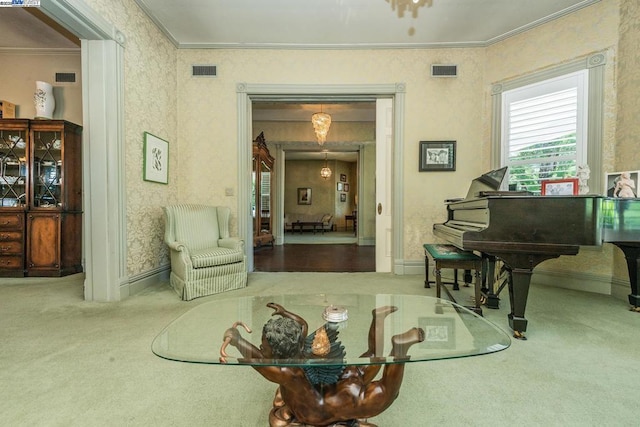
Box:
31, 130, 62, 208
0, 128, 27, 208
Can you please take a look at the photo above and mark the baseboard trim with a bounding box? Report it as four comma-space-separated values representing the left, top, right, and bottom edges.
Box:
532, 268, 612, 295
611, 276, 633, 302
120, 265, 170, 298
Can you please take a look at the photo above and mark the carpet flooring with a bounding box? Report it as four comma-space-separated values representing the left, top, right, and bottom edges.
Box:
1, 272, 639, 426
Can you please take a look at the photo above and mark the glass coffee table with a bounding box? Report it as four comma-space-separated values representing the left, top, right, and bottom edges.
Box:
152, 293, 510, 426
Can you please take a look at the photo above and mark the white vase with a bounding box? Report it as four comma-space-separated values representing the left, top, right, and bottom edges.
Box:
34, 81, 55, 119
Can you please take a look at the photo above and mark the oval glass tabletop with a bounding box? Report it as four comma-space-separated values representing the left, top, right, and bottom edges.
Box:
152, 293, 510, 367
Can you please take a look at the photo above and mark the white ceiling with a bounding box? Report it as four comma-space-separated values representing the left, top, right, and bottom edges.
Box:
133, 0, 599, 49
0, 0, 600, 49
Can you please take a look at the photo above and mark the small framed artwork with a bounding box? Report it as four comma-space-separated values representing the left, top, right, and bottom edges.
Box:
419, 141, 456, 172
340, 174, 347, 182
143, 132, 169, 184
337, 182, 344, 191
605, 171, 639, 198
344, 183, 349, 192
297, 187, 312, 205
340, 193, 346, 202
541, 178, 579, 196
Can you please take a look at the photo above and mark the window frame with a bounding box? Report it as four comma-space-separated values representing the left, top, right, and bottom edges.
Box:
501, 69, 588, 193
491, 51, 607, 194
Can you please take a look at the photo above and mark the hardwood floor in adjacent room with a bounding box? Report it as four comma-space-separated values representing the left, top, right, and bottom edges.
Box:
253, 244, 375, 272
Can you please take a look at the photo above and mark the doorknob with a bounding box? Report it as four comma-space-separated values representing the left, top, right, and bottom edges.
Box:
377, 203, 382, 214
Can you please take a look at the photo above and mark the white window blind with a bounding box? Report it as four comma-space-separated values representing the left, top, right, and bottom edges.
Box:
502, 70, 587, 194
260, 171, 270, 216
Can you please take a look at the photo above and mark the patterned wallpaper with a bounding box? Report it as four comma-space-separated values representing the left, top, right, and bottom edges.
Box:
82, 0, 635, 287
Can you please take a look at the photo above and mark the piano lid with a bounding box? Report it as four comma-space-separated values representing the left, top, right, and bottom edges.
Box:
465, 166, 508, 199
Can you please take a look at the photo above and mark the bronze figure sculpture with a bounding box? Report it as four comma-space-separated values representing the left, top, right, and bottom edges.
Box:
220, 302, 425, 427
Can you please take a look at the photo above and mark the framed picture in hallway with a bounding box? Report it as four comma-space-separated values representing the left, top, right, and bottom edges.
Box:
340, 193, 346, 202
340, 174, 347, 182
143, 132, 169, 184
297, 187, 311, 205
337, 182, 343, 191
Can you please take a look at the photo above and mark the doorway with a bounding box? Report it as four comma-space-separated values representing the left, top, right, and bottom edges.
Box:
237, 83, 406, 274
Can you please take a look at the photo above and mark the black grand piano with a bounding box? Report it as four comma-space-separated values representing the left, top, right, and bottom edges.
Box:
433, 167, 640, 339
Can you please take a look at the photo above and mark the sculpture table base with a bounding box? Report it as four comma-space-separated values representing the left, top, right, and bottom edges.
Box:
270, 387, 379, 427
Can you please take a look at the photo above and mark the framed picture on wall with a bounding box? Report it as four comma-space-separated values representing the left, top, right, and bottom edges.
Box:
605, 171, 639, 198
297, 187, 311, 205
344, 183, 349, 192
340, 193, 346, 202
419, 141, 456, 172
337, 182, 343, 191
143, 132, 169, 184
340, 174, 347, 182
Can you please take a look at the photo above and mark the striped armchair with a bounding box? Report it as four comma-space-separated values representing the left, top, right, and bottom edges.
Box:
163, 205, 247, 300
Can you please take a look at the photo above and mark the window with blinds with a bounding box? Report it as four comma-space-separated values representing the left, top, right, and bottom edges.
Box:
260, 171, 270, 218
501, 70, 588, 194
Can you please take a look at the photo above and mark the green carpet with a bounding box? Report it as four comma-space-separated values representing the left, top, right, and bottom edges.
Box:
0, 272, 638, 426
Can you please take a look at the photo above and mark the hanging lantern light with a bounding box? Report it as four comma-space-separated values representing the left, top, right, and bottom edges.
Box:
320, 152, 332, 180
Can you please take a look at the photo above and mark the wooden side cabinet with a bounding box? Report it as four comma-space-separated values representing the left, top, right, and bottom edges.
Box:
0, 212, 25, 277
26, 212, 82, 276
0, 119, 82, 277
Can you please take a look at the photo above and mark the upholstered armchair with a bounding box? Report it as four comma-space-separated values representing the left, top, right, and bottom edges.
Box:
163, 205, 247, 300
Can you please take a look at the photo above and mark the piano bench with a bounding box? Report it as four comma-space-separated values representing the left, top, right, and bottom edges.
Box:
423, 244, 483, 314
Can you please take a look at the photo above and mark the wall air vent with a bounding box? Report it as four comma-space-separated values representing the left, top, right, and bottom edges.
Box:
192, 65, 217, 77
55, 72, 77, 83
431, 64, 458, 77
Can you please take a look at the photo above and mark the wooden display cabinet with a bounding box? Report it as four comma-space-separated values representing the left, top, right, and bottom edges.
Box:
0, 119, 82, 277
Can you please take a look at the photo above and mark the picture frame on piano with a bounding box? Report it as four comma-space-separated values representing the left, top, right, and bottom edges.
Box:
419, 141, 456, 172
605, 171, 639, 198
541, 178, 579, 196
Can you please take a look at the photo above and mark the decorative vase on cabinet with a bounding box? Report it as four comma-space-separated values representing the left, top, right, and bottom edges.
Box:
34, 81, 55, 120
0, 118, 82, 277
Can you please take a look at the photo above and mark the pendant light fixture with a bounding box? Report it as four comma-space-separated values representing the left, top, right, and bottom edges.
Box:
311, 105, 331, 146
320, 152, 332, 180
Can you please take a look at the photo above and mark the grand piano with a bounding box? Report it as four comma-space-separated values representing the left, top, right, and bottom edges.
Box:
433, 167, 640, 339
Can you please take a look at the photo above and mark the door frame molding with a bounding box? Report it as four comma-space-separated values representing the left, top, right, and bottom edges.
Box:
42, 0, 127, 301
236, 83, 406, 273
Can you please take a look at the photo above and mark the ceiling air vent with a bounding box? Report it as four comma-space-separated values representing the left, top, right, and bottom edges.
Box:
55, 72, 77, 83
431, 64, 458, 77
192, 64, 217, 77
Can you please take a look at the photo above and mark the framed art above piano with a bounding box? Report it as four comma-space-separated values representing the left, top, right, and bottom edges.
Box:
419, 141, 456, 172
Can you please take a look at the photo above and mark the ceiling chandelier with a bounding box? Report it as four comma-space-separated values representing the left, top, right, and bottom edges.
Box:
386, 0, 433, 19
320, 152, 332, 180
311, 107, 331, 146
